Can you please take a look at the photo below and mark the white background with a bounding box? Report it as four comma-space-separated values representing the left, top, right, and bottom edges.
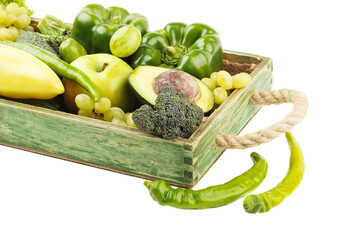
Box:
1, 0, 359, 239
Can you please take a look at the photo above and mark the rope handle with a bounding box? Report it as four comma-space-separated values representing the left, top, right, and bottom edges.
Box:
215, 88, 309, 149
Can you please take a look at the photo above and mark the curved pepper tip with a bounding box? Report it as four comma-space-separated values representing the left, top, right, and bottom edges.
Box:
285, 131, 293, 141
285, 131, 297, 144
250, 152, 265, 164
144, 180, 154, 191
93, 93, 100, 102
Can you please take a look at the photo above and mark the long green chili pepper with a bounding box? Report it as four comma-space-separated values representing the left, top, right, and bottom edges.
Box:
144, 152, 268, 209
1, 41, 100, 102
243, 132, 305, 213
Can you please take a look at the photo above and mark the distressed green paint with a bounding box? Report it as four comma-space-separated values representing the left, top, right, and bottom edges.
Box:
0, 100, 192, 185
0, 50, 273, 188
185, 53, 273, 185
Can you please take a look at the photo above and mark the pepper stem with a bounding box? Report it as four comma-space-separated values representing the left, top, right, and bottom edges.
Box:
161, 45, 187, 66
243, 194, 263, 213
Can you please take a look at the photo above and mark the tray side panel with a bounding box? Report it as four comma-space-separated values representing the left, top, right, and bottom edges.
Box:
186, 54, 273, 185
0, 102, 193, 186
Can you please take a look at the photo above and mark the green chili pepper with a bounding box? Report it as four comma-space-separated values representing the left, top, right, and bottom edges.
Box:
144, 152, 268, 209
243, 132, 305, 213
130, 22, 223, 79
71, 3, 149, 54
2, 41, 100, 102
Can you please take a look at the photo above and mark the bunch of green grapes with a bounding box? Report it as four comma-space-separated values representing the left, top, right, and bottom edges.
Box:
0, 3, 33, 41
75, 94, 137, 128
201, 70, 252, 105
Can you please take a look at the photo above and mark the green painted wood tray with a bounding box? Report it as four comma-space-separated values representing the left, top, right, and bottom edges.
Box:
0, 47, 272, 188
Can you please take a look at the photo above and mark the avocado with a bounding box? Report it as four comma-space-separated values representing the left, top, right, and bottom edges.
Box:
128, 66, 214, 112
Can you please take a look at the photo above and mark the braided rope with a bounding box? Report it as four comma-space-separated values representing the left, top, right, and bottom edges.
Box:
215, 88, 308, 149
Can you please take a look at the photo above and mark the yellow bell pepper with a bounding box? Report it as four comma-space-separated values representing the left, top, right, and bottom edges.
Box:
0, 44, 64, 99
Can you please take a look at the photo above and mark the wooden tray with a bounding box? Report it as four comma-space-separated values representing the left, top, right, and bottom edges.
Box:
0, 32, 272, 188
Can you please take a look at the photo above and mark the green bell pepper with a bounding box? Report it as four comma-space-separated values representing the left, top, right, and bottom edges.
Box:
70, 3, 149, 54
130, 22, 223, 79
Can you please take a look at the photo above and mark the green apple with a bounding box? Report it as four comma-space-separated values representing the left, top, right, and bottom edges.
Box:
63, 53, 139, 113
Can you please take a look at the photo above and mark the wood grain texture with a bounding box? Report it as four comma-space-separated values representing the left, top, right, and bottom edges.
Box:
0, 99, 192, 185
0, 50, 273, 188
184, 51, 273, 185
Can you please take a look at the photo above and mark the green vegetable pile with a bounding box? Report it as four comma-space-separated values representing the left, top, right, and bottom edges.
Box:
0, 2, 306, 214
37, 14, 72, 54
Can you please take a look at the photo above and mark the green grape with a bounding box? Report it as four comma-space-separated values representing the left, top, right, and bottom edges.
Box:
232, 72, 252, 89
103, 107, 125, 122
78, 109, 93, 118
8, 26, 19, 39
103, 111, 114, 122
0, 27, 13, 41
0, 8, 6, 25
94, 97, 112, 114
13, 14, 31, 29
210, 72, 218, 81
5, 3, 19, 16
112, 117, 127, 125
201, 77, 217, 91
75, 94, 95, 112
111, 107, 125, 119
216, 70, 233, 90
24, 25, 34, 32
210, 72, 219, 86
125, 113, 137, 128
18, 7, 28, 16
213, 87, 228, 104
3, 14, 17, 27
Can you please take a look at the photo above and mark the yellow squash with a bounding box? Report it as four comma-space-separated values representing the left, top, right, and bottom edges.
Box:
0, 44, 64, 99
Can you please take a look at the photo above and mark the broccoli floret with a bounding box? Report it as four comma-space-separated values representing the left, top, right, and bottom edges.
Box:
132, 104, 156, 132
132, 86, 204, 140
42, 34, 69, 55
16, 31, 58, 56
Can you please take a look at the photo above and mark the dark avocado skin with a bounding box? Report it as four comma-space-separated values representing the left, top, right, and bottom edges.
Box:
129, 84, 151, 106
